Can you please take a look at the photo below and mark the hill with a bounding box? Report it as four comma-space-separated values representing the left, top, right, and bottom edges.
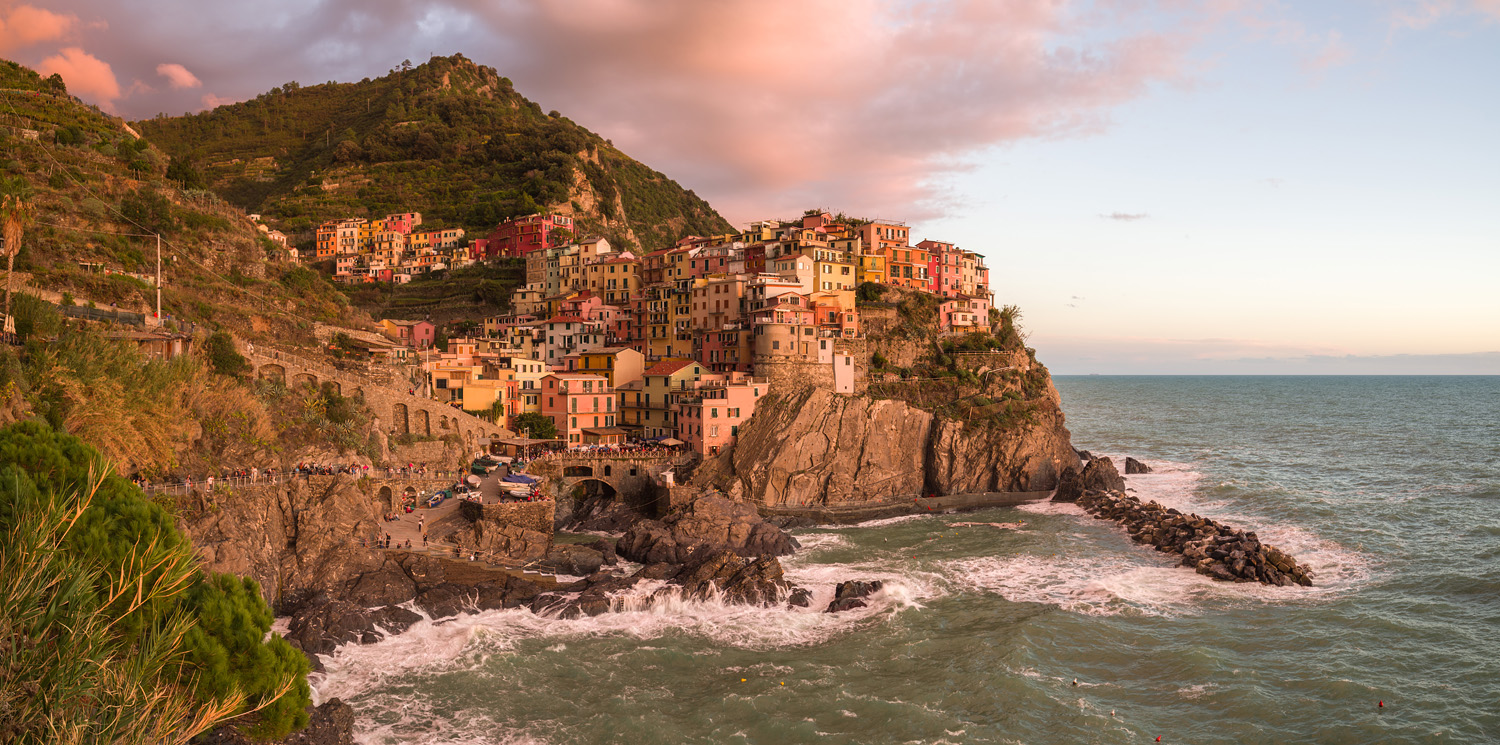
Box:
1, 59, 362, 345
135, 54, 734, 253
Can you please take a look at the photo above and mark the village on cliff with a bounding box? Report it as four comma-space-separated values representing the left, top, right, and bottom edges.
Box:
282, 209, 998, 457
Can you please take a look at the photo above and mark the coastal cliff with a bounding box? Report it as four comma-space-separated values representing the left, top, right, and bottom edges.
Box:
698, 357, 1075, 506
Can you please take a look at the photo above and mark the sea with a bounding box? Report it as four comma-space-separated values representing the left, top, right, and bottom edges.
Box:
312, 376, 1500, 744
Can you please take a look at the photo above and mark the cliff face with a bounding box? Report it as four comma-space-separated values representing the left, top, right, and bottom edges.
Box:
701, 372, 1075, 506
181, 474, 387, 608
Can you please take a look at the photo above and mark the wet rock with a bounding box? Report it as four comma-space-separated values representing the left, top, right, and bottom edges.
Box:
1072, 486, 1313, 588
787, 587, 813, 608
285, 595, 422, 656
1124, 457, 1153, 474
584, 537, 619, 565
670, 550, 789, 606
1076, 449, 1094, 461
825, 597, 867, 613
1052, 465, 1083, 502
531, 573, 643, 618
833, 580, 885, 602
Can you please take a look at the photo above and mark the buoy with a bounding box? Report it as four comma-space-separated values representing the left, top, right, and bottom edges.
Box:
1156, 738, 1162, 742
781, 682, 785, 686
1111, 710, 1116, 717
741, 678, 746, 682
1072, 678, 1079, 687
1378, 700, 1384, 708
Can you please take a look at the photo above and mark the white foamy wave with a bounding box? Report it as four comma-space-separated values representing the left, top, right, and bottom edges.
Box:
1121, 459, 1372, 596
942, 554, 1197, 617
853, 513, 932, 529
1016, 499, 1087, 516
789, 532, 853, 552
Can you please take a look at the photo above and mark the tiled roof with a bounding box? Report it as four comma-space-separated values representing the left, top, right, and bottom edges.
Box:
643, 359, 698, 377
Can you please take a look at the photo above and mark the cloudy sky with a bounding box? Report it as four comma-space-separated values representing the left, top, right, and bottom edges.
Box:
3, 0, 1497, 373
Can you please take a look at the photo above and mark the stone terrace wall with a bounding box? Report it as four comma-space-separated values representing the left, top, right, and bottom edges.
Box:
460, 499, 555, 535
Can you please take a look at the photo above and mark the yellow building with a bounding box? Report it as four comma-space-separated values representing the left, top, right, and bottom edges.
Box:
573, 347, 646, 388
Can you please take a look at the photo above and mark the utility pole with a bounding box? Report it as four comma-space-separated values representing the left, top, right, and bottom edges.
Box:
155, 234, 162, 324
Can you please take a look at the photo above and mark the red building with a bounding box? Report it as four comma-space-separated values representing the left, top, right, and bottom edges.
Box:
481, 214, 575, 259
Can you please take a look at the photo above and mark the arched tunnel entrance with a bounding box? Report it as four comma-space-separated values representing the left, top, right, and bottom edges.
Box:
569, 479, 617, 501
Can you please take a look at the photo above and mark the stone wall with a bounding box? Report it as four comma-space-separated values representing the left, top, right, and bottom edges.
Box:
460, 499, 555, 535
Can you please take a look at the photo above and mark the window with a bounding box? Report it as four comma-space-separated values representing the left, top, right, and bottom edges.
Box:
711, 408, 719, 418
772, 340, 780, 350
571, 417, 577, 428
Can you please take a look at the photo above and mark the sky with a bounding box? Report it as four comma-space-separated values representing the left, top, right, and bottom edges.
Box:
3, 0, 1497, 373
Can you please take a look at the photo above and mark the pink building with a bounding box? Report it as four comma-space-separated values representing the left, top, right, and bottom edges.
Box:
540, 373, 617, 446
385, 320, 436, 350
675, 377, 769, 455
921, 240, 963, 297
939, 294, 992, 331
482, 213, 575, 259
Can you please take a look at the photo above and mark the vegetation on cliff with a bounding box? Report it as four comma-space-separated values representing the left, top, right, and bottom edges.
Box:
0, 421, 310, 741
135, 54, 732, 252
1, 58, 365, 346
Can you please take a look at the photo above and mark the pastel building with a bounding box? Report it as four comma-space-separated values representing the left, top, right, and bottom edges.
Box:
674, 377, 770, 455
540, 373, 619, 445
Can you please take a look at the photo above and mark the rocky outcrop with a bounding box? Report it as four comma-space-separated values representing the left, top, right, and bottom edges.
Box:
616, 495, 797, 564
1066, 459, 1313, 587
181, 474, 388, 610
202, 698, 356, 745
826, 580, 884, 613
1125, 457, 1153, 474
702, 381, 1074, 506
446, 520, 551, 566
284, 596, 422, 655
1053, 456, 1128, 502
536, 544, 606, 576
672, 551, 789, 605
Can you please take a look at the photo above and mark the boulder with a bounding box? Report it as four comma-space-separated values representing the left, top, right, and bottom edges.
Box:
536, 544, 606, 576
786, 587, 813, 607
670, 550, 789, 606
285, 595, 422, 656
1079, 457, 1127, 493
826, 597, 867, 614
448, 522, 551, 566
1051, 466, 1083, 502
531, 573, 643, 618
617, 495, 797, 565
1124, 457, 1153, 474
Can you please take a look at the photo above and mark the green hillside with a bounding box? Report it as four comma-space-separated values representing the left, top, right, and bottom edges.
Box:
135, 54, 733, 252
1, 60, 361, 344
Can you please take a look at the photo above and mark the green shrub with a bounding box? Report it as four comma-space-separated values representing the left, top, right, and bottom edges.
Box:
203, 330, 249, 377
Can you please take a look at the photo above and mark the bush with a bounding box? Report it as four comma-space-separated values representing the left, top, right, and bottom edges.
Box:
0, 421, 310, 740
856, 282, 884, 303
871, 351, 888, 369
203, 331, 249, 378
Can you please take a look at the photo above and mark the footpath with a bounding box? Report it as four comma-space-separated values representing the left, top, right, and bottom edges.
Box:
759, 491, 1053, 525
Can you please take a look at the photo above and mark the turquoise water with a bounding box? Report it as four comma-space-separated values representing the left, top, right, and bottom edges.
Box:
314, 376, 1500, 744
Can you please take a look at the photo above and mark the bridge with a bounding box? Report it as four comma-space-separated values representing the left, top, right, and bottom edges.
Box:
246, 347, 510, 451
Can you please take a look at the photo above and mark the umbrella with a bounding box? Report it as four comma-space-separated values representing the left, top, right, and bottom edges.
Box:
659, 438, 685, 447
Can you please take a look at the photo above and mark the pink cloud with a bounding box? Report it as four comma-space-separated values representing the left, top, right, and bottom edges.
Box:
1390, 0, 1500, 29
0, 4, 77, 51
35, 46, 119, 106
200, 92, 238, 109
464, 0, 1206, 223
155, 62, 201, 89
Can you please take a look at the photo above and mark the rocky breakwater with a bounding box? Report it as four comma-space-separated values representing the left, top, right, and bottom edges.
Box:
701, 381, 1075, 506
1056, 458, 1314, 587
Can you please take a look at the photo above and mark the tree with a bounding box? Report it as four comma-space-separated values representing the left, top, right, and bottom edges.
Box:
203, 331, 249, 378
166, 155, 205, 190
513, 411, 556, 439
1, 175, 34, 321
0, 421, 311, 741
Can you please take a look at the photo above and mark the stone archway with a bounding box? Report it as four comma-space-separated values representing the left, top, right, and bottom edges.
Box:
569, 478, 617, 501
393, 403, 409, 435
415, 409, 430, 436
292, 372, 318, 389
378, 485, 393, 510
258, 363, 286, 382
323, 380, 342, 396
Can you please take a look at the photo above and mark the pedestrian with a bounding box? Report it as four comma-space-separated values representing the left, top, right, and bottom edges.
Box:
207, 475, 214, 491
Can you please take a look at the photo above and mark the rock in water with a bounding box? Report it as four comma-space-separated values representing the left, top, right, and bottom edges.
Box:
1125, 457, 1153, 474
285, 595, 421, 655
826, 579, 885, 613
1054, 456, 1126, 501
536, 544, 605, 576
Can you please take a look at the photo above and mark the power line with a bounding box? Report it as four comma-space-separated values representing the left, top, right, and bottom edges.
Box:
2, 94, 308, 321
